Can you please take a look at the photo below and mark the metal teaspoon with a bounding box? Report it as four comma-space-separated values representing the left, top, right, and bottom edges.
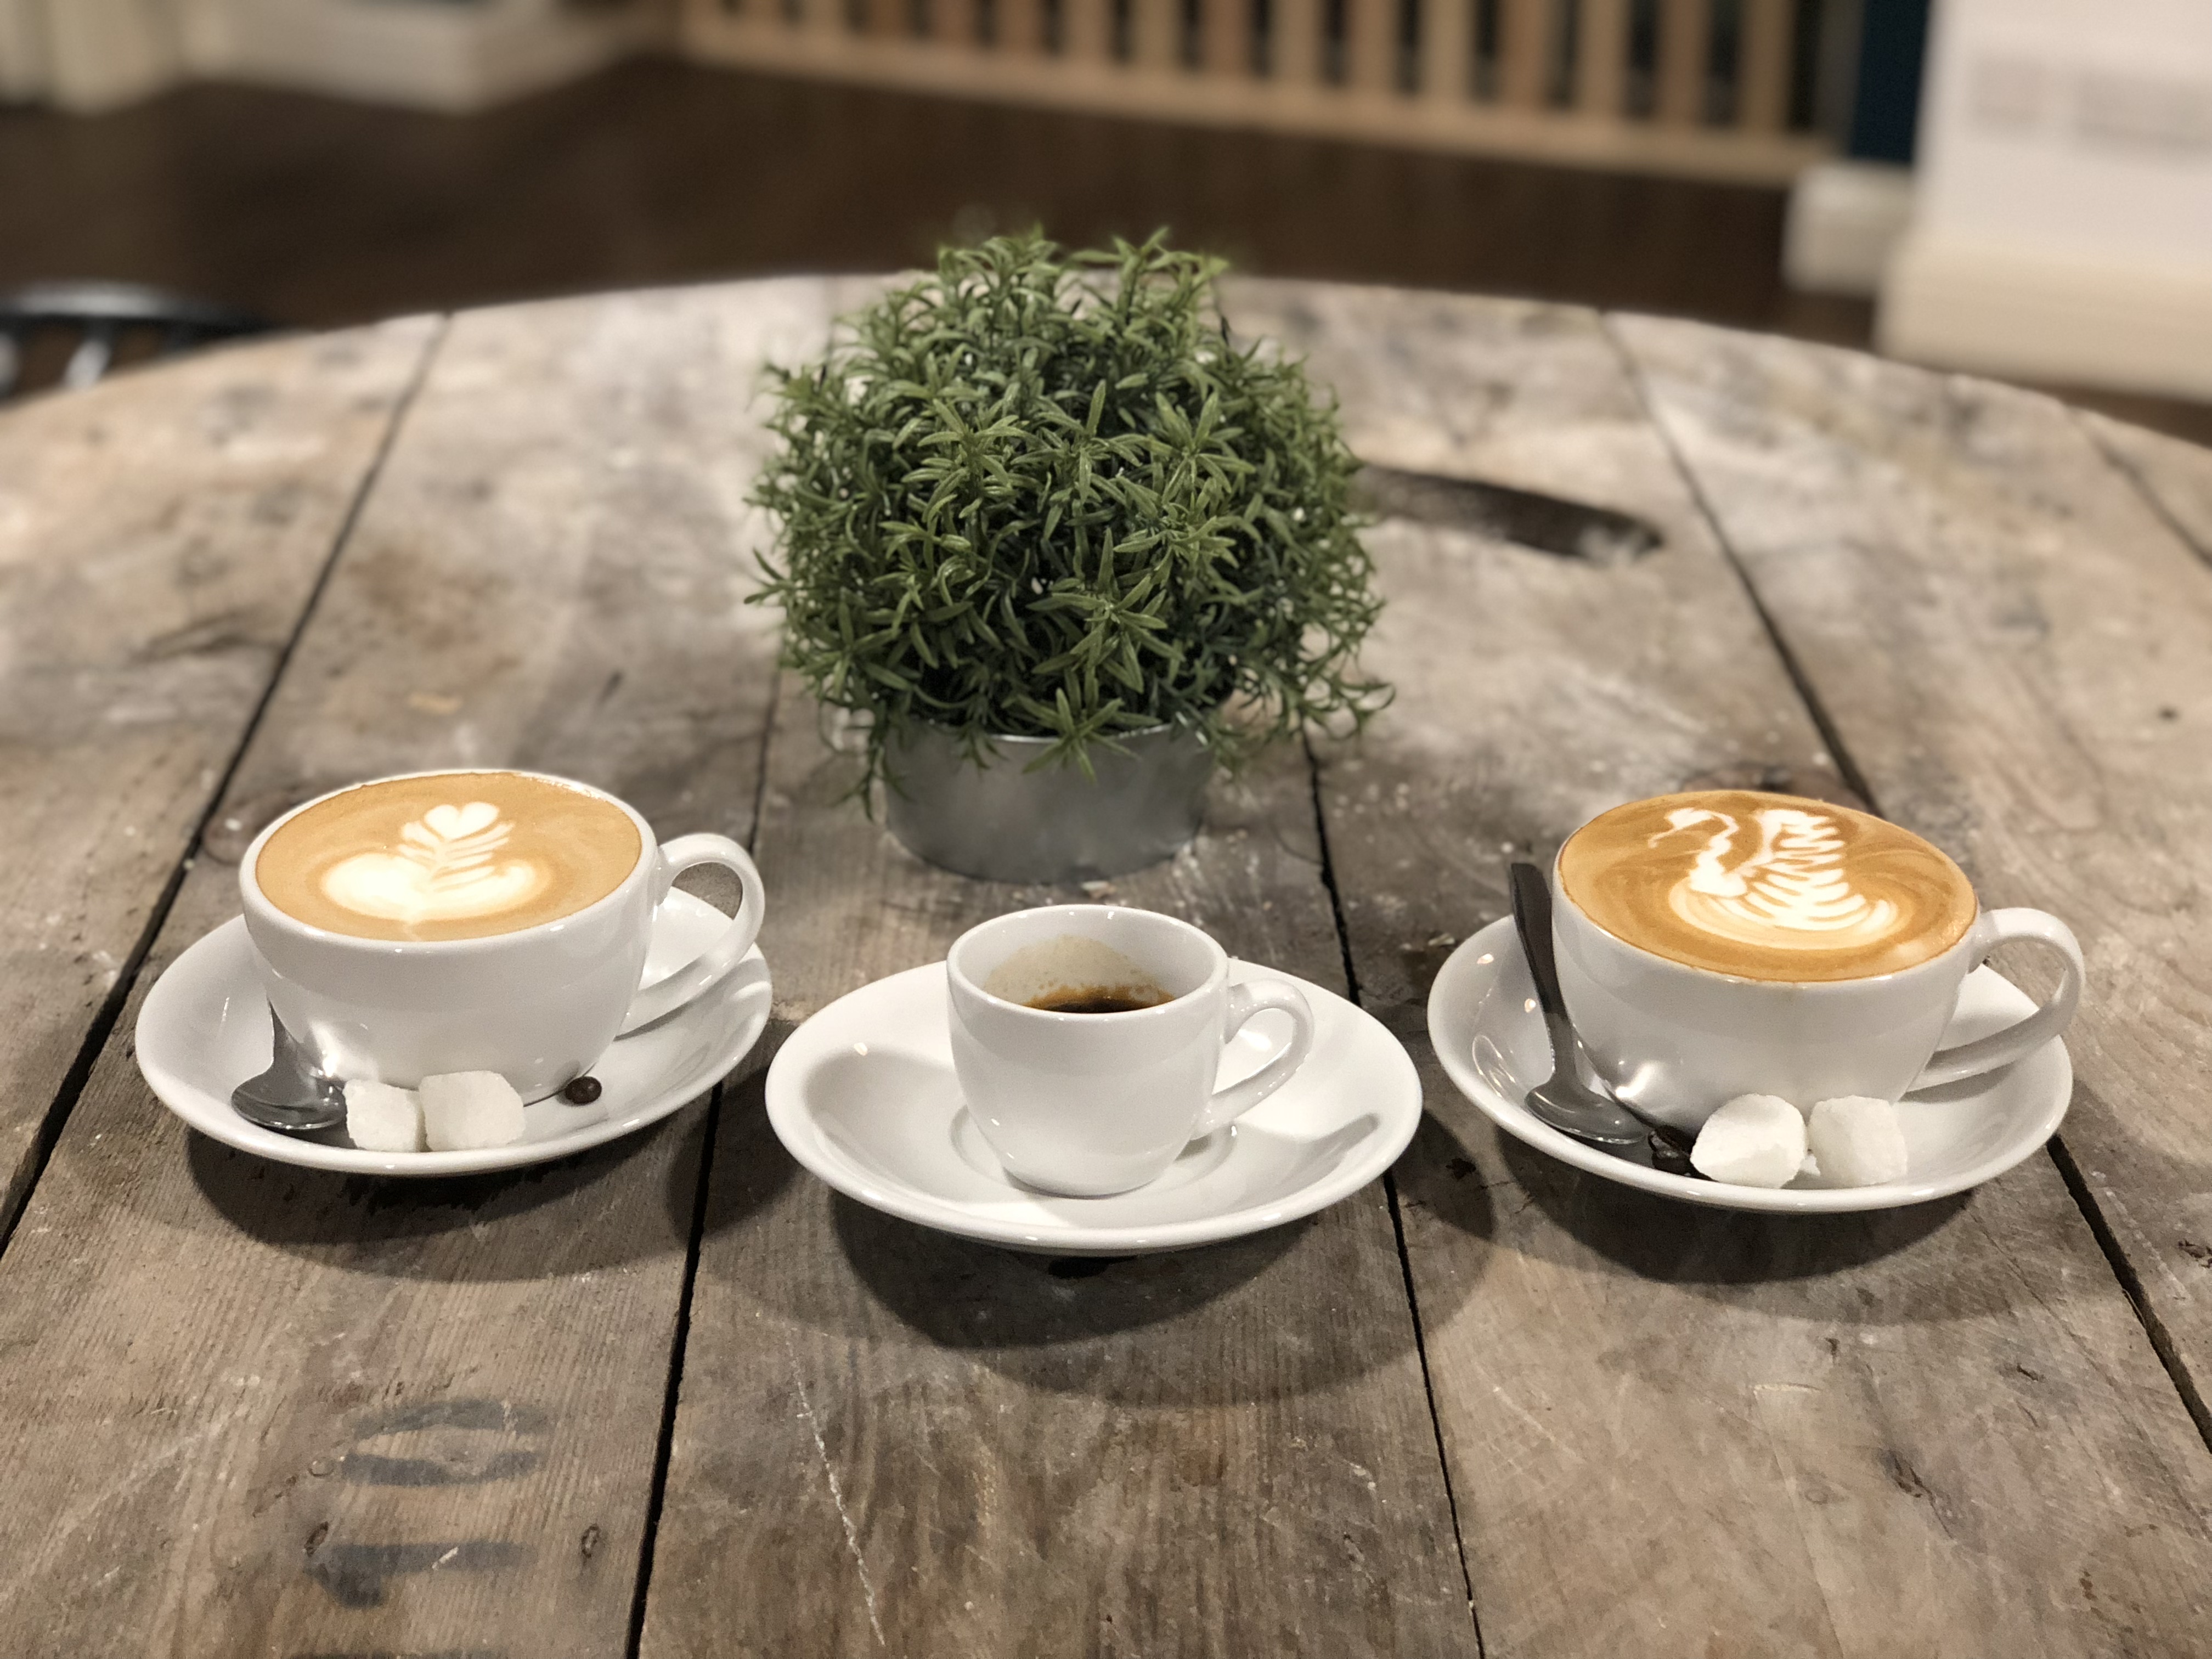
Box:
1506, 861, 1702, 1177
230, 1001, 346, 1134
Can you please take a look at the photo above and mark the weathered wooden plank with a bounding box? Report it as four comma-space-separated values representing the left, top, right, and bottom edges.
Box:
1736, 0, 1793, 132
1131, 0, 1180, 71
1615, 315, 2212, 1448
0, 280, 840, 1657
937, 0, 982, 48
0, 320, 436, 1234
641, 686, 1471, 1635
1271, 0, 1324, 86
997, 0, 1046, 54
1198, 0, 1248, 76
1497, 0, 1551, 109
1574, 0, 1629, 118
1419, 0, 1471, 103
1227, 280, 2212, 1655
2081, 409, 2212, 568
1344, 0, 1397, 94
1655, 0, 1711, 125
1061, 0, 1112, 62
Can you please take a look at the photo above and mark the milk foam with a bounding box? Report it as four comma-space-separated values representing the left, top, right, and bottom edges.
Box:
320, 799, 552, 926
1557, 788, 1978, 983
256, 770, 641, 943
1656, 805, 1901, 952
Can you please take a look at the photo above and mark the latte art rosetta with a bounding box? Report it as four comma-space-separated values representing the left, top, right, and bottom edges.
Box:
320, 800, 551, 925
1559, 789, 1978, 982
255, 771, 641, 943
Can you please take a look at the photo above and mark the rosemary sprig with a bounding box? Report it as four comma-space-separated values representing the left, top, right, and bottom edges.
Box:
749, 230, 1389, 789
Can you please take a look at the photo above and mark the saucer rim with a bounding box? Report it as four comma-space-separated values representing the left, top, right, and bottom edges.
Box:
765, 959, 1422, 1255
135, 892, 771, 1177
1427, 916, 2072, 1213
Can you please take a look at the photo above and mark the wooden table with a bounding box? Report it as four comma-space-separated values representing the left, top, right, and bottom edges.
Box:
1, 278, 2209, 1658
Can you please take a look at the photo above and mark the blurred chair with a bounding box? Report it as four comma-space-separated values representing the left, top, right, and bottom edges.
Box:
0, 282, 272, 401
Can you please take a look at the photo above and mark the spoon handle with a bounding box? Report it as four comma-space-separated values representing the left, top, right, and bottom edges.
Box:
1510, 860, 1706, 1175
1507, 861, 1568, 1023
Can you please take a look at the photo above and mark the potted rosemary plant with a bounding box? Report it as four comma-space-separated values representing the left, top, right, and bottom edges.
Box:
751, 232, 1387, 882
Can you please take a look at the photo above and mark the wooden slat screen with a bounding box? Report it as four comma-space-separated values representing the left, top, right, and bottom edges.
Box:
686, 0, 1837, 182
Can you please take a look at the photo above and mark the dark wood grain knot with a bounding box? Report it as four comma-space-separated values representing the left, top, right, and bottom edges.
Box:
306, 1541, 529, 1609
342, 1398, 551, 1487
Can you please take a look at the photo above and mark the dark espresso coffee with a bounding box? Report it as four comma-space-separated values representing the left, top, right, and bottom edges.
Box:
981, 933, 1181, 1013
1026, 986, 1172, 1014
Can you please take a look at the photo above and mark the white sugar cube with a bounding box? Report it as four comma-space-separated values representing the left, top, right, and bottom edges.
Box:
344, 1080, 423, 1154
419, 1071, 526, 1152
1809, 1096, 1909, 1187
1691, 1093, 1808, 1188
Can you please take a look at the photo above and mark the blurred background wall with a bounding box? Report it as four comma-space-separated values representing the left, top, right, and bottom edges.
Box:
0, 0, 2205, 436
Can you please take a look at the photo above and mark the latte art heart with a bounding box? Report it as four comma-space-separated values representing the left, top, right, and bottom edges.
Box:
320, 799, 552, 925
255, 771, 641, 943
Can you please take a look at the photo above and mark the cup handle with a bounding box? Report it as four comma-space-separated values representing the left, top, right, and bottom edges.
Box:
619, 833, 766, 1035
1910, 907, 2084, 1090
1192, 979, 1316, 1138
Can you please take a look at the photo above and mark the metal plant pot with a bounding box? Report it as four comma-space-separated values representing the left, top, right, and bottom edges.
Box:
883, 721, 1214, 884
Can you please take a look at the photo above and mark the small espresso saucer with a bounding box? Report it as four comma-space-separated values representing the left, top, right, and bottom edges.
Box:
1427, 917, 2072, 1213
136, 890, 772, 1176
766, 961, 1421, 1255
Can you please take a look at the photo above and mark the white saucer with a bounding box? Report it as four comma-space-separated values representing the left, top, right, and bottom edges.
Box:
766, 961, 1421, 1255
136, 890, 773, 1176
1427, 917, 2072, 1212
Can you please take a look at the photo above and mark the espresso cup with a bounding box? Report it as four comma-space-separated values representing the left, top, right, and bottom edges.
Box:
240, 770, 765, 1100
947, 905, 1317, 1196
1549, 791, 2084, 1132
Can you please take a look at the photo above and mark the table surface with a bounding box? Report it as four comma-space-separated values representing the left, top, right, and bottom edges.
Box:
1, 277, 2209, 1658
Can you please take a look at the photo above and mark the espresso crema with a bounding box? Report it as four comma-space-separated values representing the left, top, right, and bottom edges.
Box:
256, 771, 641, 943
1558, 789, 1977, 981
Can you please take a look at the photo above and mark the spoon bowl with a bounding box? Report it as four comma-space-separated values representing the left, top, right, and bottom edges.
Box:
230, 1002, 346, 1134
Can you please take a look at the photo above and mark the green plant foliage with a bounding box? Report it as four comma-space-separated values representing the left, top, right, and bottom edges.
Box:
749, 230, 1390, 788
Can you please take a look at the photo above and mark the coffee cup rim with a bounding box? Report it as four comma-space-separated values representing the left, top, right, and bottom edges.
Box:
239, 768, 655, 954
1548, 848, 1982, 989
946, 903, 1228, 1018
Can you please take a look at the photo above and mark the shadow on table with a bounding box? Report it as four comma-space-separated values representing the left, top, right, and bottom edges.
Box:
1403, 1104, 2021, 1325
187, 1093, 729, 1281
833, 1194, 1446, 1407
697, 1057, 1462, 1406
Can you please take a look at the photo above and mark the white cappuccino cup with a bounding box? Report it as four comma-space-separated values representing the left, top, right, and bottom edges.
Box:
1551, 862, 2084, 1133
947, 905, 1317, 1197
240, 770, 765, 1101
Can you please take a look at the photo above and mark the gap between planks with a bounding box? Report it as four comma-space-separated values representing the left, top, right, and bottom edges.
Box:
2074, 409, 2212, 574
0, 314, 452, 1267
1599, 312, 2212, 1468
625, 666, 784, 1659
2052, 402, 2212, 1452
1302, 731, 1487, 1652
624, 1071, 730, 1659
